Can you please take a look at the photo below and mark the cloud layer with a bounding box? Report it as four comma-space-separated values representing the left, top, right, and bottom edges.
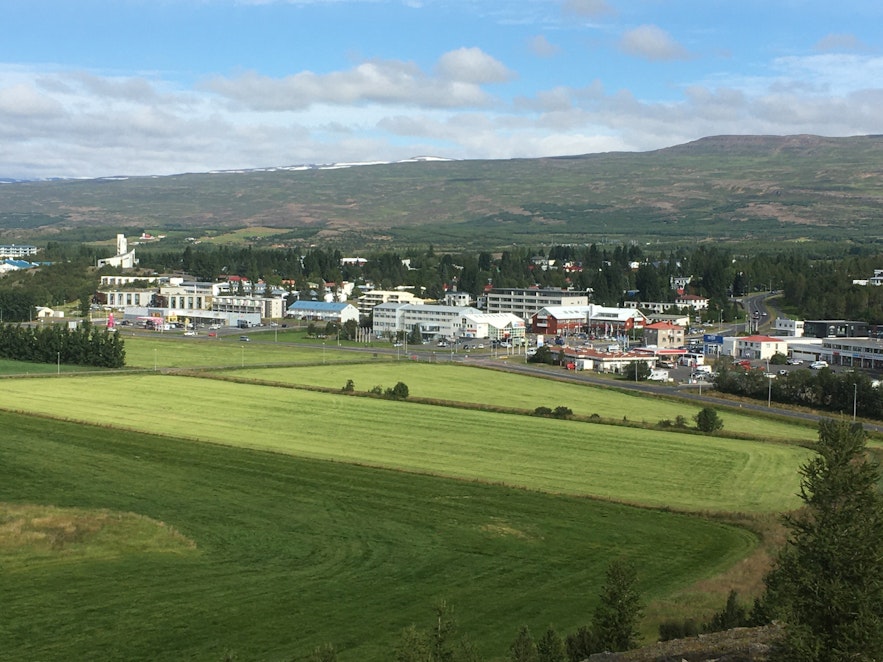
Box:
0, 1, 881, 179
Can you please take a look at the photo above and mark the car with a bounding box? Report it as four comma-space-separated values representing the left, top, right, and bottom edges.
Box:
787, 358, 803, 365
392, 342, 403, 347
778, 369, 789, 376
184, 331, 197, 336
810, 360, 828, 369
239, 336, 251, 342
209, 324, 221, 330
476, 343, 484, 349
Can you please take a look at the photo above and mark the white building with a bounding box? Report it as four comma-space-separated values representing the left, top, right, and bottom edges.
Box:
357, 289, 424, 317
485, 287, 589, 318
372, 303, 481, 339
97, 234, 138, 269
212, 295, 286, 319
773, 317, 804, 337
728, 335, 788, 360
460, 313, 526, 344
0, 244, 38, 259
287, 301, 360, 324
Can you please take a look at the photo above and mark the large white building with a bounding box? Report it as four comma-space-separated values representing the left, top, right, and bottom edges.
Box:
460, 313, 526, 344
373, 303, 481, 340
0, 244, 38, 259
485, 288, 588, 318
357, 289, 424, 317
287, 301, 360, 324
97, 234, 138, 270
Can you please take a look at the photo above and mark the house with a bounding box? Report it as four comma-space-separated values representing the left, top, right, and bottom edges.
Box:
460, 313, 526, 344
286, 301, 359, 324
674, 294, 709, 311
642, 321, 685, 349
35, 306, 63, 319
730, 335, 788, 361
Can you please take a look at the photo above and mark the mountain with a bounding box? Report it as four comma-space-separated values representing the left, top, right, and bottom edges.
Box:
1, 135, 882, 250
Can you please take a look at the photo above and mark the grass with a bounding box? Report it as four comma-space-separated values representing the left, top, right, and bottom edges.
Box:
0, 373, 809, 513
225, 362, 819, 443
0, 358, 95, 376
120, 333, 386, 369
0, 411, 758, 661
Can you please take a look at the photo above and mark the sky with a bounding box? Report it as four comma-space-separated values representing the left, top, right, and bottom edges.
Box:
1, 0, 882, 179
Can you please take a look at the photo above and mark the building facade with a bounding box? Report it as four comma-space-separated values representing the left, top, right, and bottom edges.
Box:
485, 288, 588, 319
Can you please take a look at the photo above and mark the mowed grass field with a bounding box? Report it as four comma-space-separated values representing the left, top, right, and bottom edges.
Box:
227, 362, 819, 443
0, 411, 757, 661
0, 373, 808, 513
120, 333, 389, 368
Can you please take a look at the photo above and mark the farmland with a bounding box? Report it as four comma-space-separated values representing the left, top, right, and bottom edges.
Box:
0, 373, 809, 513
0, 337, 817, 660
0, 411, 757, 661
226, 362, 819, 443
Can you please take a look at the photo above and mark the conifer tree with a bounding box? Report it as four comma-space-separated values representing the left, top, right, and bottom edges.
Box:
762, 419, 883, 661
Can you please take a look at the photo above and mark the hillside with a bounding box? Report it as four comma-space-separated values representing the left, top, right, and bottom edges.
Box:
2, 134, 882, 250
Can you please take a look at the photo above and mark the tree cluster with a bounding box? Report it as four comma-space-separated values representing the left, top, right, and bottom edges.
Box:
0, 321, 125, 368
714, 362, 883, 419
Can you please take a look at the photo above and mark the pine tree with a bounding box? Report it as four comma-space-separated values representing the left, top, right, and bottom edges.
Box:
591, 558, 643, 653
509, 625, 538, 662
536, 625, 567, 662
762, 419, 883, 661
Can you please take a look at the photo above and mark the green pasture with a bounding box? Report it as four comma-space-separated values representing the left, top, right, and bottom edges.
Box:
0, 411, 757, 661
120, 333, 385, 369
0, 374, 808, 513
0, 358, 92, 376
227, 362, 818, 443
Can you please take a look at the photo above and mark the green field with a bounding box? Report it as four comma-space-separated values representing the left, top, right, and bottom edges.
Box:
0, 411, 758, 661
0, 357, 95, 376
226, 362, 819, 443
0, 373, 808, 513
120, 333, 387, 369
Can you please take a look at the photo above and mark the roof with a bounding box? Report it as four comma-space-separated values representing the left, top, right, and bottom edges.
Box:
677, 294, 708, 300
287, 301, 353, 312
740, 335, 784, 343
644, 321, 684, 330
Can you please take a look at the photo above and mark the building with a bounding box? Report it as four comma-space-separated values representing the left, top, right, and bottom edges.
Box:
0, 244, 38, 259
642, 321, 685, 349
818, 337, 883, 370
357, 289, 424, 317
531, 304, 647, 336
97, 234, 138, 270
485, 287, 588, 319
442, 290, 472, 307
287, 301, 359, 324
460, 313, 526, 344
675, 294, 709, 311
729, 335, 788, 361
211, 295, 286, 320
561, 346, 656, 375
372, 302, 481, 340
773, 318, 804, 337
803, 320, 869, 339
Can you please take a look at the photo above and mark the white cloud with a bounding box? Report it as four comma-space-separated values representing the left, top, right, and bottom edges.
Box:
562, 0, 614, 18
204, 49, 510, 112
528, 35, 560, 58
814, 33, 866, 52
435, 47, 514, 84
619, 24, 691, 62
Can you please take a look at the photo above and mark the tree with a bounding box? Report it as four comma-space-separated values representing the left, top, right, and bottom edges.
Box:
622, 361, 651, 381
509, 625, 538, 662
694, 407, 723, 433
591, 558, 643, 653
703, 589, 748, 633
408, 323, 423, 345
761, 419, 883, 661
536, 626, 567, 662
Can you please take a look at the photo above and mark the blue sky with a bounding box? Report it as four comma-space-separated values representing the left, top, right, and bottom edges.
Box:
1, 0, 882, 179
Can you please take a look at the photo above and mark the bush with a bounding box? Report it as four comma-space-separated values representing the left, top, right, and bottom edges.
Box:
658, 618, 699, 641
552, 406, 573, 419
342, 379, 355, 392
694, 407, 723, 433
534, 406, 553, 417
385, 381, 409, 400
703, 590, 748, 633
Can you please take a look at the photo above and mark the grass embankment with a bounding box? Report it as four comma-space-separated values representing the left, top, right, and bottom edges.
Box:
226, 362, 819, 444
0, 411, 757, 661
0, 373, 808, 514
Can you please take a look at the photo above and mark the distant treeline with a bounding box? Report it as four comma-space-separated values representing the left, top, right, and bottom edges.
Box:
131, 242, 883, 323
714, 361, 883, 419
0, 321, 125, 368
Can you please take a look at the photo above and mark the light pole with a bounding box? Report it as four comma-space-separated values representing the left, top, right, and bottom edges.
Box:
322, 341, 326, 364
241, 345, 245, 367
57, 351, 60, 375
853, 382, 858, 422
153, 348, 157, 372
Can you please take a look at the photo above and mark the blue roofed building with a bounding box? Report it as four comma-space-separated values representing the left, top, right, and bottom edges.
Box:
286, 300, 359, 324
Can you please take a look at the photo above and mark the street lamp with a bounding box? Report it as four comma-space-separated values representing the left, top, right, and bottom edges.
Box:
853, 382, 858, 422
57, 351, 60, 375
153, 348, 157, 372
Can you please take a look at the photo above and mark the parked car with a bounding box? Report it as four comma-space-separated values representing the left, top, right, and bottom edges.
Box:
778, 369, 789, 376
810, 360, 828, 369
239, 336, 251, 342
787, 358, 803, 365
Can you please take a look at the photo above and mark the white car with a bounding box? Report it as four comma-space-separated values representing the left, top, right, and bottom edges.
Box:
810, 360, 828, 370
